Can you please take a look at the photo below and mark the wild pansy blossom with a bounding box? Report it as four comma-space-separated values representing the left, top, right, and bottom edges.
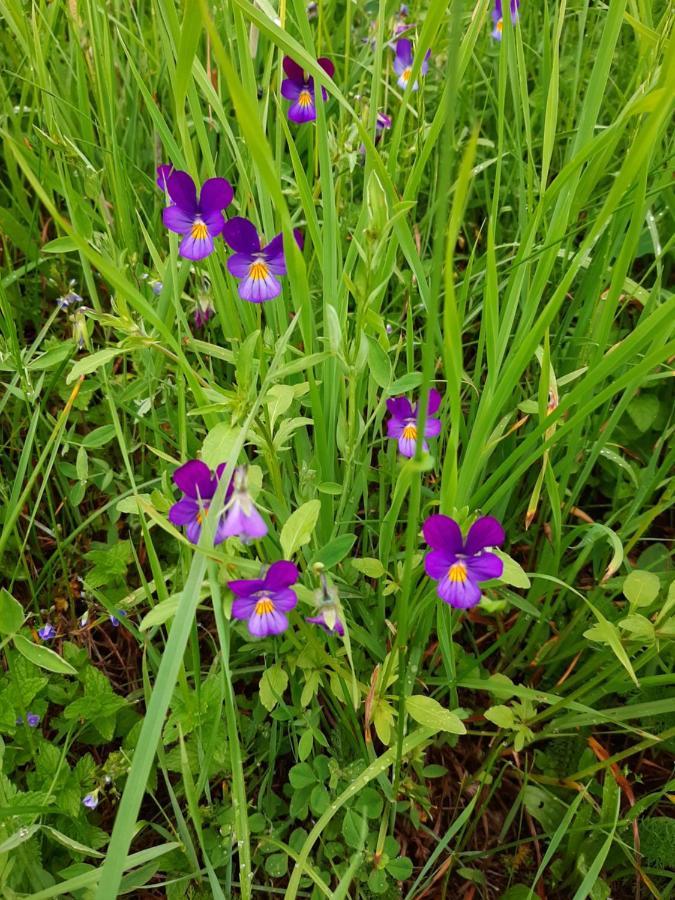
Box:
194, 296, 215, 329
168, 460, 232, 545
38, 623, 56, 641
82, 793, 99, 810
393, 39, 430, 91
423, 515, 505, 609
222, 217, 303, 303
492, 0, 520, 40
156, 163, 175, 191
161, 169, 233, 261
281, 56, 335, 123
306, 576, 344, 636
222, 466, 267, 542
386, 388, 442, 457
229, 561, 299, 637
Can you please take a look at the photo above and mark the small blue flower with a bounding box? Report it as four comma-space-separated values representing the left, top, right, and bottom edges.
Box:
109, 610, 127, 627
82, 793, 99, 810
38, 623, 56, 641
26, 712, 41, 727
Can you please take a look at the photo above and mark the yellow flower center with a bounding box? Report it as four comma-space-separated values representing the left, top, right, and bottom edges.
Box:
448, 562, 467, 583
249, 259, 270, 282
402, 423, 417, 441
298, 89, 313, 108
191, 220, 209, 241
254, 596, 275, 617
196, 504, 209, 525
401, 67, 412, 83
496, 18, 503, 33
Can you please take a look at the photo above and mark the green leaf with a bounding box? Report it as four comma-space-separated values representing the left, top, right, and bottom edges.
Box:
266, 384, 295, 430
366, 336, 392, 389
494, 550, 531, 588
622, 570, 660, 607
405, 696, 466, 735
351, 557, 385, 578
386, 856, 413, 881
583, 606, 638, 686
342, 809, 367, 850
42, 236, 79, 253
201, 422, 239, 470
484, 705, 515, 729
13, 635, 77, 675
66, 347, 127, 384
298, 730, 313, 762
259, 664, 288, 712
0, 588, 25, 634
264, 853, 288, 878
280, 500, 321, 558
626, 394, 660, 432
289, 762, 316, 790
139, 595, 181, 630
310, 534, 356, 568
618, 614, 654, 641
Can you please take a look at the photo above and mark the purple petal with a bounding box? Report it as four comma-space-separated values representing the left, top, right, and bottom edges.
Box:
424, 549, 455, 580
248, 607, 288, 637
306, 614, 344, 636
173, 460, 213, 500
395, 38, 413, 67
262, 250, 286, 276
213, 518, 230, 545
262, 232, 283, 259
221, 217, 261, 253
228, 578, 265, 597
238, 268, 282, 303
421, 49, 431, 75
163, 205, 194, 235
168, 496, 200, 525
281, 78, 303, 100
227, 252, 255, 277
426, 388, 442, 415
464, 516, 505, 555
422, 515, 463, 553
398, 434, 417, 457
231, 594, 258, 619
156, 164, 174, 191
386, 418, 404, 438
271, 588, 298, 612
437, 575, 482, 610
198, 178, 233, 214
203, 209, 226, 237
179, 230, 214, 261
465, 551, 503, 583
166, 170, 198, 215
424, 417, 441, 438
264, 560, 299, 591
282, 56, 305, 83
386, 396, 413, 420
239, 506, 268, 538
318, 57, 335, 78
288, 99, 317, 123
185, 518, 202, 544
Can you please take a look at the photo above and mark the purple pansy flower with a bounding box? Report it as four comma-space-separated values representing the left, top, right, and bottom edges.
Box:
194, 297, 215, 329
156, 163, 175, 191
281, 56, 335, 123
386, 388, 442, 457
168, 460, 233, 546
161, 170, 234, 261
222, 467, 268, 542
423, 515, 505, 609
38, 623, 56, 641
229, 561, 299, 637
222, 217, 303, 304
306, 611, 345, 636
82, 793, 99, 810
393, 39, 430, 91
492, 0, 520, 40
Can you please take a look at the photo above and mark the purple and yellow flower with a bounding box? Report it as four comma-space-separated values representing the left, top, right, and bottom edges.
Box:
229, 561, 299, 637
161, 170, 234, 261
386, 388, 442, 457
306, 575, 344, 636
306, 611, 345, 636
222, 217, 303, 304
168, 460, 232, 545
393, 39, 430, 91
156, 163, 175, 191
281, 56, 335, 123
82, 792, 99, 810
222, 467, 268, 542
492, 0, 520, 40
423, 515, 505, 609
38, 623, 56, 641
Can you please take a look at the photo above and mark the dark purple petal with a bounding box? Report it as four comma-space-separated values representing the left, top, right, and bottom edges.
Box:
377, 112, 392, 130
238, 267, 282, 303
203, 209, 226, 237
179, 230, 215, 260
422, 515, 463, 553
227, 252, 255, 277
437, 573, 482, 609
425, 388, 442, 416
168, 496, 199, 525
198, 177, 233, 214
395, 38, 413, 68
424, 417, 441, 438
271, 588, 298, 612
173, 460, 214, 499
163, 205, 194, 235
281, 78, 303, 100
166, 170, 198, 214
306, 613, 344, 636
185, 518, 202, 544
156, 164, 174, 191
386, 396, 413, 420
465, 551, 503, 583
248, 607, 288, 637
424, 549, 455, 580
283, 56, 305, 83
221, 216, 261, 253
386, 418, 404, 439
231, 594, 258, 619
228, 578, 265, 597
421, 49, 431, 75
288, 97, 317, 123
265, 560, 299, 591
294, 228, 304, 250
318, 57, 335, 78
464, 516, 505, 555
213, 518, 230, 545
262, 232, 284, 259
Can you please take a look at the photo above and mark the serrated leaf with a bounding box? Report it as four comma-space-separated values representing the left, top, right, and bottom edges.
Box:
623, 570, 660, 608
280, 500, 321, 558
259, 664, 288, 711
13, 635, 77, 675
0, 588, 25, 634
405, 695, 466, 735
